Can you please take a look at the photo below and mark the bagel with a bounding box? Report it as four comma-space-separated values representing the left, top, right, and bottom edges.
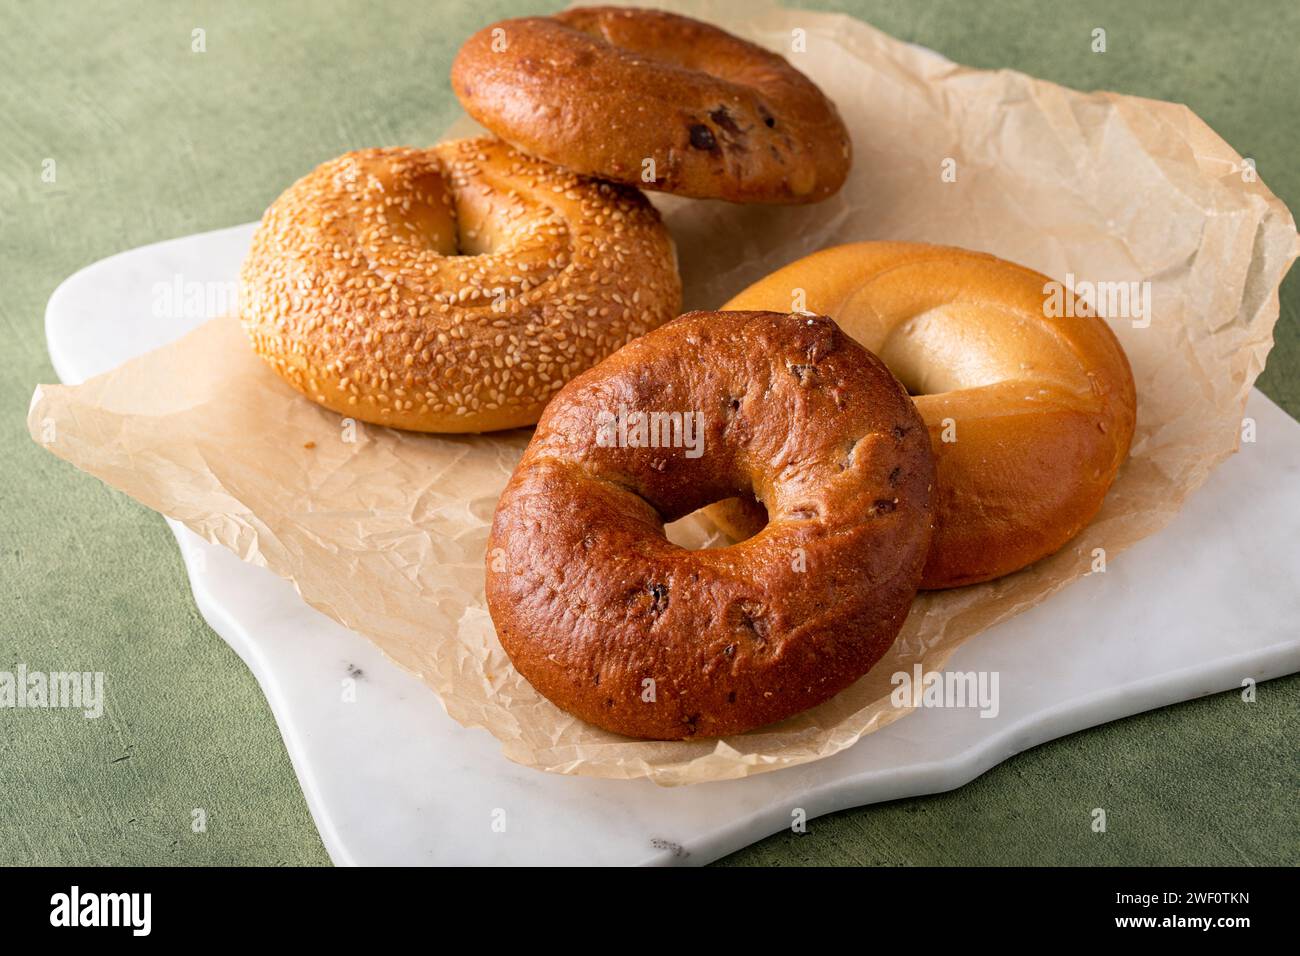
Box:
240, 136, 681, 433
451, 6, 851, 204
711, 242, 1137, 589
485, 310, 935, 740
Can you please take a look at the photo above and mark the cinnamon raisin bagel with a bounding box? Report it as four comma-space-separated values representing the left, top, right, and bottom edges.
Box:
710, 242, 1137, 589
485, 310, 934, 740
240, 136, 681, 432
451, 6, 851, 204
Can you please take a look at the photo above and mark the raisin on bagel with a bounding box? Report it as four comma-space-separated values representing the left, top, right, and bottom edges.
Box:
451, 6, 851, 204
710, 242, 1137, 589
485, 310, 934, 740
240, 136, 681, 433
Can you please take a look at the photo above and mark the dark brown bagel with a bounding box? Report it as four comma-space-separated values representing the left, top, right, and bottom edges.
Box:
451, 6, 852, 204
485, 311, 934, 740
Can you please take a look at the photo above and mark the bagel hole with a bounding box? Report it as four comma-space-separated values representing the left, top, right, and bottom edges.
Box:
664, 494, 768, 549
890, 367, 937, 398
448, 186, 503, 257
886, 366, 929, 397
451, 213, 495, 257
878, 305, 1013, 395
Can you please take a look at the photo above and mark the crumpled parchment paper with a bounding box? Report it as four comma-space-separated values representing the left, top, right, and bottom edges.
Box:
28, 0, 1298, 785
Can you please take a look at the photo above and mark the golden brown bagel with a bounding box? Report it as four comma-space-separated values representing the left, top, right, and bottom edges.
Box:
451, 6, 851, 204
240, 137, 681, 433
486, 310, 935, 740
711, 243, 1137, 589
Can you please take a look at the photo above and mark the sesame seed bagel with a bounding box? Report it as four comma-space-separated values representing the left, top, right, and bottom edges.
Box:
451, 6, 851, 204
240, 137, 681, 432
486, 311, 934, 740
709, 242, 1137, 589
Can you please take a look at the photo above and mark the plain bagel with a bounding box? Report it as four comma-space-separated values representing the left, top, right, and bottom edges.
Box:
451, 6, 852, 204
240, 136, 681, 433
710, 242, 1137, 589
486, 310, 935, 740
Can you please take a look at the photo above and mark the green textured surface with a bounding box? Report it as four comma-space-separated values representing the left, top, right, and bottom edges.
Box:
0, 0, 1296, 867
